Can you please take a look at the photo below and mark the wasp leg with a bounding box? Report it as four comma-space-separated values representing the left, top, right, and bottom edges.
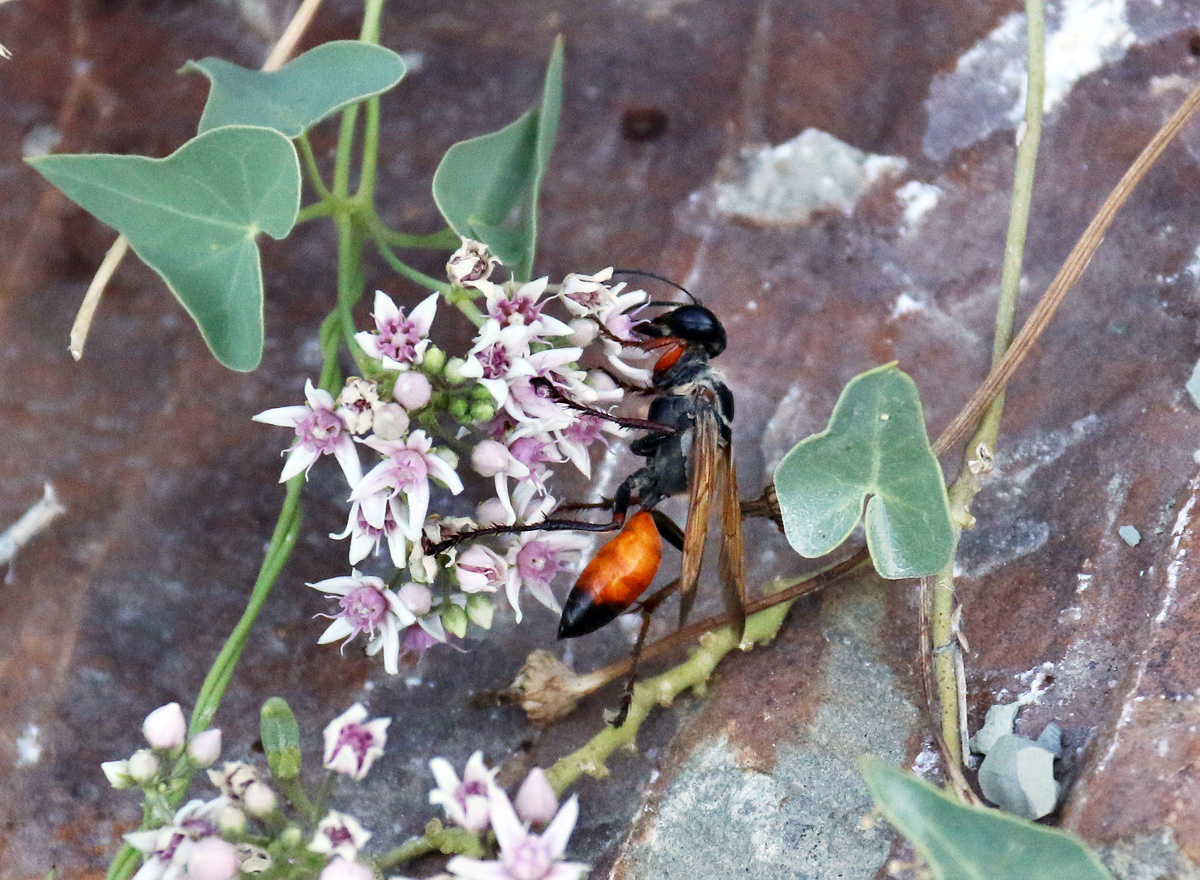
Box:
529, 377, 678, 434
611, 577, 679, 728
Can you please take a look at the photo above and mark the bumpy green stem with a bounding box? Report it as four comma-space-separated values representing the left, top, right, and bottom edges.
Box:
930, 0, 1044, 770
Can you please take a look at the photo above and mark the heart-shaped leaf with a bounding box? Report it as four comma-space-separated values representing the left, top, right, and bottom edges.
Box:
861, 758, 1114, 880
29, 125, 300, 371
773, 363, 953, 578
432, 36, 563, 281
185, 41, 407, 137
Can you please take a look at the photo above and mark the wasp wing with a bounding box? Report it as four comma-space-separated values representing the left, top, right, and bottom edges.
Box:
678, 403, 718, 628
717, 439, 747, 642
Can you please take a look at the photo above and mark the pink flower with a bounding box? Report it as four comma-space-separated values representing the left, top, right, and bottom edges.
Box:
514, 768, 558, 828
446, 787, 588, 880
482, 277, 572, 338
352, 430, 464, 540
184, 837, 240, 880
429, 751, 497, 833
329, 498, 408, 568
318, 857, 374, 880
187, 729, 222, 769
308, 572, 417, 675
254, 380, 363, 485
455, 545, 508, 594
124, 798, 222, 880
504, 528, 589, 623
323, 703, 391, 780
355, 290, 439, 370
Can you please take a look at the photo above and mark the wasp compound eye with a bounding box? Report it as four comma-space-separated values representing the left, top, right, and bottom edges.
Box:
652, 304, 726, 357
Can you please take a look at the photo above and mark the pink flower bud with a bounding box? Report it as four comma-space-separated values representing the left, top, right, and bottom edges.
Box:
569, 317, 599, 348
127, 749, 159, 783
392, 371, 433, 410
187, 729, 222, 769
186, 837, 240, 880
372, 403, 410, 441
398, 583, 433, 616
471, 439, 510, 477
243, 781, 278, 817
475, 498, 509, 527
318, 857, 374, 880
142, 702, 187, 751
514, 767, 559, 826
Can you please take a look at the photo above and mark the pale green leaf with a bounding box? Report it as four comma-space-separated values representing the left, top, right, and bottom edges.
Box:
432, 36, 563, 280
861, 758, 1114, 880
28, 125, 300, 370
185, 41, 407, 137
773, 363, 953, 578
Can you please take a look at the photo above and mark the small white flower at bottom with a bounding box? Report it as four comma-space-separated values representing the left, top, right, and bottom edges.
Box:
446, 787, 588, 880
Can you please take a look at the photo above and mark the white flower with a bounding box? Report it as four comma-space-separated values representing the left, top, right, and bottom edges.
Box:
448, 238, 500, 288
429, 751, 497, 834
330, 497, 409, 569
355, 290, 438, 370
127, 749, 160, 784
310, 810, 372, 859
207, 761, 259, 805
352, 430, 464, 540
143, 703, 187, 751
482, 277, 572, 338
446, 788, 588, 880
124, 798, 223, 880
323, 703, 391, 780
309, 572, 417, 675
254, 379, 363, 485
336, 378, 382, 435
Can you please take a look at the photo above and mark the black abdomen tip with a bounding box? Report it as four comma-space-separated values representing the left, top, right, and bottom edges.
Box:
558, 596, 623, 639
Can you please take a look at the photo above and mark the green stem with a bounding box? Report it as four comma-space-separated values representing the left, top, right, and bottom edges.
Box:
373, 222, 462, 250
296, 200, 338, 225
374, 236, 454, 297
932, 0, 1044, 771
297, 133, 332, 201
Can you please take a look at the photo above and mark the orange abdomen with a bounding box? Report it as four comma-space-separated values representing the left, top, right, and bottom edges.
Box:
557, 511, 662, 639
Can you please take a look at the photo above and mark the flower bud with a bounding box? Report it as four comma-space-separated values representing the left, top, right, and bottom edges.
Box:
185, 837, 240, 880
279, 825, 304, 847
372, 403, 410, 441
187, 729, 222, 769
469, 401, 496, 423
465, 593, 494, 630
441, 604, 469, 639
569, 317, 599, 348
142, 702, 187, 751
443, 357, 470, 384
448, 397, 470, 422
422, 346, 446, 375
392, 371, 433, 410
318, 857, 374, 880
243, 781, 278, 817
101, 759, 133, 789
217, 805, 247, 836
514, 767, 558, 827
471, 440, 510, 478
434, 447, 459, 471
447, 238, 499, 288
397, 583, 433, 616
127, 749, 159, 784
475, 498, 509, 527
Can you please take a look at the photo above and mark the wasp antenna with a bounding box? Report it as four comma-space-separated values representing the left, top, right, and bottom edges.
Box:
611, 268, 700, 305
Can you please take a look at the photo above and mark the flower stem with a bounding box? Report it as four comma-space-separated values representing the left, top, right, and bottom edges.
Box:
929, 0, 1044, 772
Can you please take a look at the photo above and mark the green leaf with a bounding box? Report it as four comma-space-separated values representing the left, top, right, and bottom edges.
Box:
432, 36, 563, 281
260, 697, 302, 781
28, 125, 300, 371
184, 41, 407, 137
773, 363, 954, 578
860, 758, 1114, 880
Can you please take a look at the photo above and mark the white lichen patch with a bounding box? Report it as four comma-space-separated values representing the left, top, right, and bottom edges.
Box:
894, 180, 943, 233
924, 0, 1136, 160
714, 129, 906, 224
15, 724, 41, 766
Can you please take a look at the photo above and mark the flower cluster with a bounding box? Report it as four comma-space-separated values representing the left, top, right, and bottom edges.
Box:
429, 753, 588, 880
110, 701, 588, 880
110, 702, 392, 880
256, 241, 652, 672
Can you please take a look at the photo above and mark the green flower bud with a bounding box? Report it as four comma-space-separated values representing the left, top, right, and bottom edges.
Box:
469, 401, 496, 423
449, 398, 470, 422
442, 604, 469, 639
422, 346, 446, 375
465, 594, 494, 630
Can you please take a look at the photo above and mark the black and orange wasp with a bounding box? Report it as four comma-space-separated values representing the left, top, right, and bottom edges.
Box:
425, 271, 746, 720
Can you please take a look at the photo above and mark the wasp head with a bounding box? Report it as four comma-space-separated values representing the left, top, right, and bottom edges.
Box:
633, 304, 726, 358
